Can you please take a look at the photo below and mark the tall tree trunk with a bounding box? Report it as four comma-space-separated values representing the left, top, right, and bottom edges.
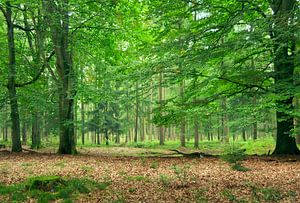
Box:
271, 0, 299, 154
194, 115, 199, 149
253, 95, 258, 140
45, 0, 77, 154
296, 99, 300, 144
221, 98, 229, 143
3, 2, 22, 152
31, 114, 41, 149
22, 121, 27, 145
134, 83, 139, 143
242, 128, 246, 142
180, 81, 185, 147
81, 101, 85, 145
159, 71, 164, 145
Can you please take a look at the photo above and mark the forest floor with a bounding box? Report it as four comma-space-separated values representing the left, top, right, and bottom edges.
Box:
0, 147, 299, 203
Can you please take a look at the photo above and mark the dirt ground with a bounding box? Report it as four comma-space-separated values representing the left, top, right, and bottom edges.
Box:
0, 148, 299, 203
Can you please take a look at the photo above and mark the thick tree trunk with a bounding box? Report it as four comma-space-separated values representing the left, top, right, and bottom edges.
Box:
271, 0, 299, 155
45, 0, 77, 154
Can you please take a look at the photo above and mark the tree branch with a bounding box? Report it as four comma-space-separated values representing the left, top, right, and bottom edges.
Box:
13, 24, 35, 32
15, 50, 55, 88
0, 4, 7, 19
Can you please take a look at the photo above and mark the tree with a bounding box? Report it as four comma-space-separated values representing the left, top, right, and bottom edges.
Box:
0, 2, 22, 152
45, 0, 77, 154
271, 0, 300, 154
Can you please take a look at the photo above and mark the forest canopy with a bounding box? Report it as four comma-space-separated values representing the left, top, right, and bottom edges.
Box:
0, 0, 299, 155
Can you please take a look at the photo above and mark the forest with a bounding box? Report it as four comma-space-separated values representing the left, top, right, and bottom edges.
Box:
0, 0, 299, 202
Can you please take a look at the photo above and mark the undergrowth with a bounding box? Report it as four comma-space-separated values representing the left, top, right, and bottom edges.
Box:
0, 175, 110, 202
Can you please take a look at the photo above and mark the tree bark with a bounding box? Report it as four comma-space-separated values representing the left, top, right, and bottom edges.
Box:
253, 95, 258, 140
194, 115, 199, 149
221, 98, 229, 143
31, 113, 41, 149
180, 81, 185, 147
271, 0, 299, 154
159, 71, 164, 145
134, 83, 139, 143
81, 101, 85, 145
45, 0, 77, 154
3, 2, 22, 152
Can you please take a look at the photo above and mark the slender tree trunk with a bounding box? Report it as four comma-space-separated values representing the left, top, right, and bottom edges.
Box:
81, 101, 85, 145
242, 128, 246, 141
22, 121, 27, 145
159, 71, 164, 145
3, 2, 22, 152
194, 115, 199, 149
105, 129, 109, 145
221, 98, 229, 143
296, 99, 300, 144
180, 81, 185, 147
31, 113, 41, 149
253, 95, 258, 140
134, 83, 139, 143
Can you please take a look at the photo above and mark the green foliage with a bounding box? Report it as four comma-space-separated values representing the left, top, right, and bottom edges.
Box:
170, 164, 191, 186
193, 188, 208, 203
248, 184, 284, 202
222, 144, 250, 172
222, 144, 247, 164
231, 163, 250, 172
127, 175, 146, 181
159, 174, 171, 187
150, 160, 159, 169
128, 187, 137, 193
0, 176, 110, 202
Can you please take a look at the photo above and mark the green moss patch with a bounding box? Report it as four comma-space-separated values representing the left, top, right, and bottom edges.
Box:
0, 176, 110, 202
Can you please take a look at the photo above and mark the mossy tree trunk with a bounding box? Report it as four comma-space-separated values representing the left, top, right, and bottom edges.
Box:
271, 0, 300, 155
45, 0, 77, 154
1, 2, 22, 152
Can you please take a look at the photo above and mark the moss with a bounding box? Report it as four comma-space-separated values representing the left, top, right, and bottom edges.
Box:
0, 176, 110, 202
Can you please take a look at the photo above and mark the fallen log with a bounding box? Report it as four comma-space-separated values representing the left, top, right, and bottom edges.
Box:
170, 149, 215, 158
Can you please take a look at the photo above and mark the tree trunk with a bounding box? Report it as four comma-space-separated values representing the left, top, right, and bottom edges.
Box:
159, 71, 164, 145
81, 101, 85, 145
194, 115, 199, 149
221, 98, 229, 143
242, 128, 246, 142
31, 114, 41, 149
45, 0, 77, 154
253, 95, 258, 140
134, 83, 139, 143
180, 81, 185, 147
4, 2, 22, 152
22, 121, 27, 145
271, 0, 299, 154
